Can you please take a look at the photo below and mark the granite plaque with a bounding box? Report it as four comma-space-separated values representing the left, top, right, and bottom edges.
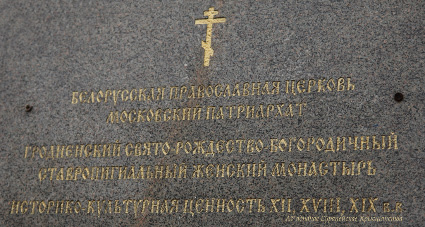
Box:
1, 0, 424, 226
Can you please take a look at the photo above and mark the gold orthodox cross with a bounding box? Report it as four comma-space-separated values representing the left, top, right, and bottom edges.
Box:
195, 7, 226, 66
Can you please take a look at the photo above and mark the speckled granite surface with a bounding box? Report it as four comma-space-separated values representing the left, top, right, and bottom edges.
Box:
0, 0, 424, 226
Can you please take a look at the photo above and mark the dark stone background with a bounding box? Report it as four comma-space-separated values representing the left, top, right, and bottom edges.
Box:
0, 0, 424, 226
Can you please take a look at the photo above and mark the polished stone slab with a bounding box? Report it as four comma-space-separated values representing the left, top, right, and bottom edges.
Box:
0, 0, 424, 226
